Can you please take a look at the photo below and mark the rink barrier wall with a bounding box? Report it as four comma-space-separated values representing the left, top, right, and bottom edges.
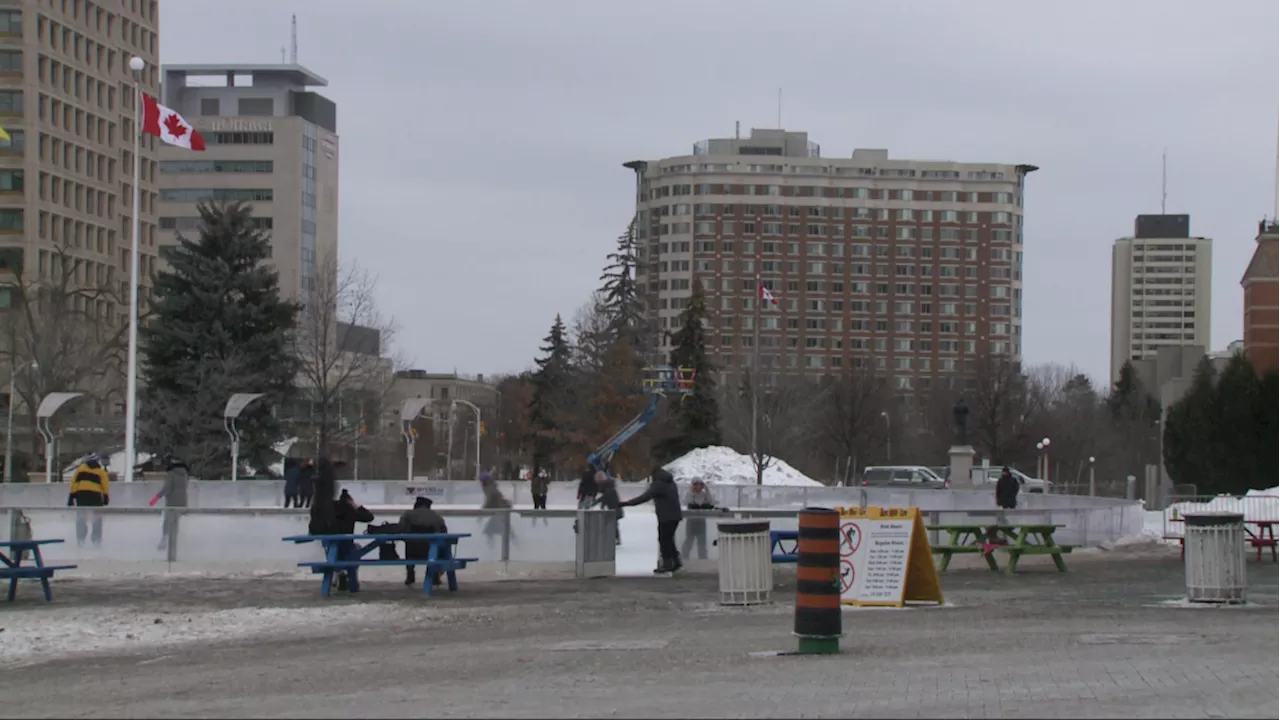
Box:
0, 503, 1144, 573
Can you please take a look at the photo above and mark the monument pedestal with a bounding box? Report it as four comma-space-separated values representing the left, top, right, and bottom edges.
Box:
948, 445, 976, 488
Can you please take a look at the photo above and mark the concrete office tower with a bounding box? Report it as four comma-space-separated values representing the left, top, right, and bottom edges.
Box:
625, 128, 1036, 390
1109, 214, 1213, 384
156, 64, 339, 299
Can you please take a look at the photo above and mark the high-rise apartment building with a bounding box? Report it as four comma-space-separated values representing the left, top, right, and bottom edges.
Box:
627, 128, 1035, 390
1109, 214, 1212, 383
156, 64, 339, 299
1241, 218, 1278, 376
0, 0, 160, 409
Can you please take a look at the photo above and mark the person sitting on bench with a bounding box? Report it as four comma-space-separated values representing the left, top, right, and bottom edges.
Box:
399, 496, 448, 587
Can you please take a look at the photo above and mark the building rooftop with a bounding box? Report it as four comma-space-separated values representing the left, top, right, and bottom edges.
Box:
163, 63, 328, 87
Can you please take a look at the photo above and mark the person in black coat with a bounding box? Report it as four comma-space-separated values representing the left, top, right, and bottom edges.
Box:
400, 496, 448, 587
297, 458, 316, 509
995, 467, 1020, 510
282, 459, 301, 508
577, 465, 599, 509
620, 466, 684, 573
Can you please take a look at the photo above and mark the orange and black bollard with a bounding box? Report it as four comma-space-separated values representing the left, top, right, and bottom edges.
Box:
794, 507, 842, 654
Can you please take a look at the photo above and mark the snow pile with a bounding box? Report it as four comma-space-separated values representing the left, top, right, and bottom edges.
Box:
664, 446, 823, 487
1164, 489, 1278, 524
1098, 528, 1165, 551
0, 602, 406, 667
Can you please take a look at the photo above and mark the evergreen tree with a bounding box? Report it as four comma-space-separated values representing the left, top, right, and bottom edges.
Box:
597, 218, 648, 355
139, 201, 300, 478
1107, 360, 1159, 421
655, 280, 720, 462
1162, 357, 1218, 492
1211, 355, 1274, 494
527, 315, 574, 478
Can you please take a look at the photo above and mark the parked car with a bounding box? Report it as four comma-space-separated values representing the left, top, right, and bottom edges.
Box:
861, 465, 949, 490
971, 466, 1051, 494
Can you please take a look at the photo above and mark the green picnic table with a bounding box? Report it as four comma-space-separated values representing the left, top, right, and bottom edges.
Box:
927, 523, 1074, 574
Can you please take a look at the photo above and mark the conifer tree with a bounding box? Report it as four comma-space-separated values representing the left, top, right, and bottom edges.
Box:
597, 217, 648, 356
139, 201, 300, 478
655, 279, 720, 461
527, 315, 574, 478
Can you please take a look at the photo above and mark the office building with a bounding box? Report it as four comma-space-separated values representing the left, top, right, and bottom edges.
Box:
0, 0, 160, 414
1241, 218, 1278, 375
156, 63, 338, 299
626, 128, 1036, 390
1109, 214, 1212, 383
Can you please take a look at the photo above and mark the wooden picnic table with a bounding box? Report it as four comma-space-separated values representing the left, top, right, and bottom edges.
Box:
0, 539, 78, 602
927, 523, 1073, 575
1166, 518, 1278, 562
283, 533, 475, 597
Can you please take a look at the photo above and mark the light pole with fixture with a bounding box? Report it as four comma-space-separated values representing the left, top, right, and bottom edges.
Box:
452, 399, 481, 481
1088, 456, 1096, 497
880, 411, 891, 463
4, 359, 37, 483
1035, 437, 1051, 488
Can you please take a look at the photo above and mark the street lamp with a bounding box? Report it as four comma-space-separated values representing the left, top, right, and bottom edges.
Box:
4, 359, 37, 483
880, 411, 891, 463
452, 399, 482, 481
1088, 456, 1096, 497
1035, 437, 1051, 487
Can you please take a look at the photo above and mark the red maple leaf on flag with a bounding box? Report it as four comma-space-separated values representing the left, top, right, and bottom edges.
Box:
162, 113, 188, 139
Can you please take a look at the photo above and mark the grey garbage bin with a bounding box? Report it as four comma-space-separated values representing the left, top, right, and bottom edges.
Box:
1183, 512, 1247, 604
717, 520, 772, 606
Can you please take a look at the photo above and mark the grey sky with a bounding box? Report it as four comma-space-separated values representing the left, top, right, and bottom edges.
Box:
161, 0, 1279, 385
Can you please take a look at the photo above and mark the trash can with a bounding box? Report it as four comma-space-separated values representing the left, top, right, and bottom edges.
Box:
717, 520, 772, 606
1184, 512, 1247, 604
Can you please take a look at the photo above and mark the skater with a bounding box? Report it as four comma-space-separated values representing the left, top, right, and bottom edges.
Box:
282, 459, 301, 508
987, 467, 1021, 545
681, 478, 716, 560
154, 455, 189, 551
529, 469, 549, 510
577, 465, 598, 509
399, 496, 448, 587
297, 458, 316, 509
619, 466, 683, 574
592, 470, 623, 545
67, 453, 110, 548
479, 472, 512, 548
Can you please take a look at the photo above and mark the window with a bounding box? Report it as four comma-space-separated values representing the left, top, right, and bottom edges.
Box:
237, 98, 274, 116
204, 132, 274, 145
0, 90, 21, 115
0, 209, 21, 231
160, 216, 273, 231
199, 97, 221, 116
0, 169, 21, 191
0, 11, 19, 37
0, 50, 20, 74
159, 160, 274, 174
159, 188, 274, 202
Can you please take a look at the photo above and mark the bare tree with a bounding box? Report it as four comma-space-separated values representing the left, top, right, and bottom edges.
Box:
291, 253, 399, 455
812, 368, 891, 483
966, 355, 1053, 466
718, 373, 820, 483
0, 244, 127, 454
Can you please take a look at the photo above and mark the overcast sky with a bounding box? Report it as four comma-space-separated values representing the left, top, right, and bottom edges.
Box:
160, 0, 1279, 385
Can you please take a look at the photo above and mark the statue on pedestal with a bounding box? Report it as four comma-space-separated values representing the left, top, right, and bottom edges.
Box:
952, 396, 969, 447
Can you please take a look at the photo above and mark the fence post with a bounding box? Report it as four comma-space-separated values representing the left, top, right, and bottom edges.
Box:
166, 508, 180, 563
500, 509, 511, 564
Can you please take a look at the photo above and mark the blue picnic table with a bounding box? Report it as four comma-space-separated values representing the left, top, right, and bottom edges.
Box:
770, 530, 798, 563
0, 539, 78, 602
283, 533, 476, 597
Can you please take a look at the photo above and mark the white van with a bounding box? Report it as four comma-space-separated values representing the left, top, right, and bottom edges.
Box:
971, 466, 1051, 494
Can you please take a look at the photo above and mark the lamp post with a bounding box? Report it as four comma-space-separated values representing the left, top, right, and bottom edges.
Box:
1088, 456, 1096, 497
452, 399, 482, 481
4, 359, 36, 483
1035, 437, 1051, 489
880, 411, 891, 463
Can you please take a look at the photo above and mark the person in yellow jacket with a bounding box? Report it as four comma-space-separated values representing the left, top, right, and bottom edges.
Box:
68, 453, 111, 547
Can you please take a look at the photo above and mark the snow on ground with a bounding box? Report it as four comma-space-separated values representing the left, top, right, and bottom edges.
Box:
0, 601, 408, 667
664, 446, 822, 487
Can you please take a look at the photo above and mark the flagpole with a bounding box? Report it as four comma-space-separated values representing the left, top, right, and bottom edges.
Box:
124, 56, 145, 484
752, 274, 762, 486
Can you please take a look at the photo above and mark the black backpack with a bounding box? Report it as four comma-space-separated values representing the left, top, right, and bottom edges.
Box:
367, 522, 402, 560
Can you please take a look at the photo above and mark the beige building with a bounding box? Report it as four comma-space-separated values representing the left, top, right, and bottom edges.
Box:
1109, 214, 1212, 383
0, 0, 160, 413
156, 63, 339, 299
628, 128, 1036, 391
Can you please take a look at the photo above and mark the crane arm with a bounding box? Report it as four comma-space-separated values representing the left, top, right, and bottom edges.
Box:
586, 393, 662, 472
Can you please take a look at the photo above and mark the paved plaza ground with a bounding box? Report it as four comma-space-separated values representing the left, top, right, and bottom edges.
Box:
0, 546, 1276, 718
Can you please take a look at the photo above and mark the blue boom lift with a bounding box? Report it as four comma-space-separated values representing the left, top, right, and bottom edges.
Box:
585, 365, 695, 473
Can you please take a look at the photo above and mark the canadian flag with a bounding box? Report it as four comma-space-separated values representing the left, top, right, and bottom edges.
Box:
759, 282, 778, 306
141, 93, 206, 151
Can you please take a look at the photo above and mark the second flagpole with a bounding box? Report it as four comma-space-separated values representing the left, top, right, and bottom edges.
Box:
752, 274, 762, 486
123, 56, 145, 484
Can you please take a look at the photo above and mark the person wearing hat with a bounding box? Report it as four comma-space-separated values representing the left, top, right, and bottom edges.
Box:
67, 452, 111, 547
399, 496, 448, 587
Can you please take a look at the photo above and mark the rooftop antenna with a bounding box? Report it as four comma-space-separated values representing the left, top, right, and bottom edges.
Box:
1160, 149, 1167, 214
280, 46, 286, 63
290, 13, 298, 64
735, 120, 740, 139
777, 88, 783, 129
1273, 117, 1278, 220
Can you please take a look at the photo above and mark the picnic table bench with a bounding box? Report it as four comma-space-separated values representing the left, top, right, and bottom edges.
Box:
0, 539, 78, 602
927, 523, 1074, 574
1165, 518, 1278, 562
284, 533, 476, 597
770, 530, 798, 563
